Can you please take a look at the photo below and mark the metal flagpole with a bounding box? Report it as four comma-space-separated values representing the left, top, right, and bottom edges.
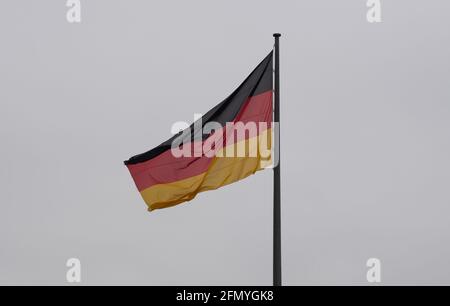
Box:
273, 33, 282, 287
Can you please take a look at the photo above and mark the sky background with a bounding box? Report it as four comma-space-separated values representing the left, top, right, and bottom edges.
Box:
1, 0, 450, 285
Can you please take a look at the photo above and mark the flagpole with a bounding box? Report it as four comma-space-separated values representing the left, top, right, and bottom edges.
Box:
273, 33, 282, 287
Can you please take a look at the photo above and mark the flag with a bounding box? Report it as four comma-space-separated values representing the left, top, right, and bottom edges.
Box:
124, 51, 274, 211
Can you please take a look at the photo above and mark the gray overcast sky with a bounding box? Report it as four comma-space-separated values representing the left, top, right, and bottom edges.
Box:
1, 0, 450, 285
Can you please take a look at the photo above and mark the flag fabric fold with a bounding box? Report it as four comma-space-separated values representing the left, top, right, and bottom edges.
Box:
125, 51, 274, 211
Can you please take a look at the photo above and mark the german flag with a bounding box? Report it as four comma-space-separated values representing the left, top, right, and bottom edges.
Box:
125, 51, 273, 211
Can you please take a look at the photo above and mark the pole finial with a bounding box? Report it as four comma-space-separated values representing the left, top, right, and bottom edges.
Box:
273, 33, 281, 38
